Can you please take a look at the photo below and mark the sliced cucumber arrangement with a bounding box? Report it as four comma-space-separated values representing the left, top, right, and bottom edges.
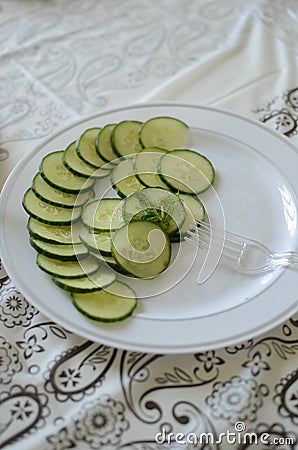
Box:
63, 141, 105, 179
171, 193, 205, 242
81, 198, 124, 232
72, 280, 137, 322
40, 150, 95, 193
89, 250, 130, 274
96, 124, 118, 163
110, 157, 144, 198
111, 120, 143, 157
133, 147, 169, 189
53, 267, 116, 293
158, 149, 215, 194
122, 187, 185, 235
112, 221, 171, 279
27, 218, 85, 245
30, 238, 89, 261
139, 116, 189, 149
76, 127, 109, 170
32, 173, 90, 208
79, 229, 112, 255
22, 114, 215, 323
36, 254, 99, 278
23, 188, 82, 225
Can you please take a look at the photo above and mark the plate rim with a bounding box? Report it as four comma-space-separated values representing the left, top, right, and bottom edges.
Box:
1, 101, 298, 353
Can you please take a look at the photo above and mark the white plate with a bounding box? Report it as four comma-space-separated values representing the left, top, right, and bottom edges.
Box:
1, 103, 298, 353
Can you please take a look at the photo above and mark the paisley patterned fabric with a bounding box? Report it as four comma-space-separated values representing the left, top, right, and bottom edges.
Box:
0, 1, 298, 449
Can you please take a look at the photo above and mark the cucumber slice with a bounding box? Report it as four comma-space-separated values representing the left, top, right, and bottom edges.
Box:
36, 254, 99, 278
40, 151, 95, 194
30, 238, 89, 261
110, 157, 144, 198
76, 127, 110, 169
111, 120, 143, 157
72, 280, 137, 322
53, 266, 116, 293
139, 116, 189, 149
95, 124, 118, 163
81, 198, 125, 232
171, 193, 205, 242
133, 147, 169, 189
32, 173, 90, 208
88, 249, 131, 275
179, 193, 205, 223
158, 149, 215, 194
27, 218, 85, 245
112, 220, 171, 279
79, 229, 112, 255
63, 141, 108, 179
89, 250, 118, 266
22, 188, 82, 225
122, 187, 185, 235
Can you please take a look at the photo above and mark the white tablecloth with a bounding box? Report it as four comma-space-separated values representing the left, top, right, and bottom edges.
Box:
0, 1, 298, 448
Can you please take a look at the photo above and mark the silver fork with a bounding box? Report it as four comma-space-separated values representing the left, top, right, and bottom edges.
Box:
185, 220, 298, 275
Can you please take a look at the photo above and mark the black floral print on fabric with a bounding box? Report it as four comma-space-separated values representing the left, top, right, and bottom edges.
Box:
253, 86, 298, 137
0, 287, 38, 328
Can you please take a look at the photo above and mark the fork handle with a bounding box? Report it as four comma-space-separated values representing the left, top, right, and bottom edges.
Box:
289, 252, 298, 265
276, 251, 298, 266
